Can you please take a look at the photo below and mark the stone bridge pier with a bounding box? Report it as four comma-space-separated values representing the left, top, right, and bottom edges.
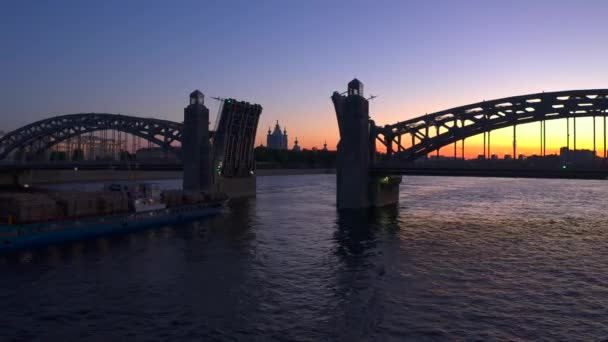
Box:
332, 79, 401, 209
183, 90, 212, 192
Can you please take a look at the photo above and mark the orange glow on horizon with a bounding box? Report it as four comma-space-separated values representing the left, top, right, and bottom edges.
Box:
259, 115, 608, 158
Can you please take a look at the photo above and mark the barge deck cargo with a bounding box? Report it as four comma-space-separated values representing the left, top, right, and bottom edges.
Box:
0, 185, 228, 254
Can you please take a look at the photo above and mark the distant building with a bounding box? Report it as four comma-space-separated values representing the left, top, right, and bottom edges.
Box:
267, 120, 288, 150
293, 137, 301, 152
136, 147, 179, 162
560, 147, 594, 166
322, 141, 328, 152
49, 135, 122, 161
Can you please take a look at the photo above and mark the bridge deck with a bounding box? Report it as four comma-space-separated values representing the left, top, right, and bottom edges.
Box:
0, 162, 183, 171
2, 162, 608, 180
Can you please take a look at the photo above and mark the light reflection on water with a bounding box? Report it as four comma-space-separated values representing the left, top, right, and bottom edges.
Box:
2, 175, 608, 340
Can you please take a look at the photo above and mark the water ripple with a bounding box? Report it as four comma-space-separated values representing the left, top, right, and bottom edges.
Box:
2, 175, 608, 340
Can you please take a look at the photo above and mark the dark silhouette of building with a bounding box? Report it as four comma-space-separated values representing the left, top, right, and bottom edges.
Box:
560, 147, 594, 166
322, 141, 328, 152
136, 147, 179, 162
293, 137, 301, 152
266, 120, 288, 149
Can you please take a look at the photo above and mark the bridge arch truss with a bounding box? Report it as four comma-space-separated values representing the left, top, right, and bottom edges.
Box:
0, 113, 183, 160
375, 89, 608, 162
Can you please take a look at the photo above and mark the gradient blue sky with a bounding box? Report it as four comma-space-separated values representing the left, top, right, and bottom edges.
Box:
2, 0, 608, 152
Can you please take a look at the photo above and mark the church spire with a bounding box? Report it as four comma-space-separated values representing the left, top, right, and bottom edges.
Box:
267, 120, 289, 150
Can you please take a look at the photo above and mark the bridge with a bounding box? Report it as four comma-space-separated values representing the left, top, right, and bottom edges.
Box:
0, 91, 263, 196
3, 82, 607, 208
333, 79, 608, 209
0, 113, 183, 161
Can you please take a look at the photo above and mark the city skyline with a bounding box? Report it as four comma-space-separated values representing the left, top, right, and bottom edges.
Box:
3, 3, 608, 340
2, 0, 608, 157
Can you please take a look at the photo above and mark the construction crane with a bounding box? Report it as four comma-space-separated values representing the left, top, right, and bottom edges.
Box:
331, 91, 379, 100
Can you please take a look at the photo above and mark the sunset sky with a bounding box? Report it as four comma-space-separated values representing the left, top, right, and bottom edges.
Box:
2, 0, 608, 157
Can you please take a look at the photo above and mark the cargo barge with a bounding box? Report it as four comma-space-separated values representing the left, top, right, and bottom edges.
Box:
0, 184, 228, 254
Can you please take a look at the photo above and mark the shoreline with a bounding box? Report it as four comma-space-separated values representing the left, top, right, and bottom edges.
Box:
255, 168, 335, 176
17, 169, 336, 187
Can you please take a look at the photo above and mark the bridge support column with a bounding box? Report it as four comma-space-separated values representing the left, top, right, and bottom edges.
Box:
182, 90, 212, 192
332, 79, 400, 209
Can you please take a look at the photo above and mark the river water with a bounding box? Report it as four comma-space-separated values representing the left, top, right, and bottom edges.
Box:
2, 175, 608, 341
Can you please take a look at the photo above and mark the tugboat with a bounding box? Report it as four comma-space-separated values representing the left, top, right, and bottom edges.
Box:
0, 184, 228, 254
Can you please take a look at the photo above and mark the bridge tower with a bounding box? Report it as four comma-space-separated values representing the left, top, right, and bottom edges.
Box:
183, 90, 212, 192
332, 79, 400, 209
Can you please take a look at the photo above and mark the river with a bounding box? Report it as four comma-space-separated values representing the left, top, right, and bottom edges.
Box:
2, 175, 608, 340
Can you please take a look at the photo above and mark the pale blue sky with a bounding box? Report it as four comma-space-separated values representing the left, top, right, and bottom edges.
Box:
1, 0, 607, 148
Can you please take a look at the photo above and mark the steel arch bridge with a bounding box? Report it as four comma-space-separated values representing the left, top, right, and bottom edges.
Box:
0, 113, 183, 160
374, 89, 608, 163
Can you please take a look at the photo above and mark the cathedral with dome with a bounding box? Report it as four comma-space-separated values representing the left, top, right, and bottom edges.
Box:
293, 137, 301, 152
266, 120, 288, 150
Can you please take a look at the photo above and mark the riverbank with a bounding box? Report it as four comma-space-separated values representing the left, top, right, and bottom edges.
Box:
255, 168, 335, 176
10, 169, 335, 187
